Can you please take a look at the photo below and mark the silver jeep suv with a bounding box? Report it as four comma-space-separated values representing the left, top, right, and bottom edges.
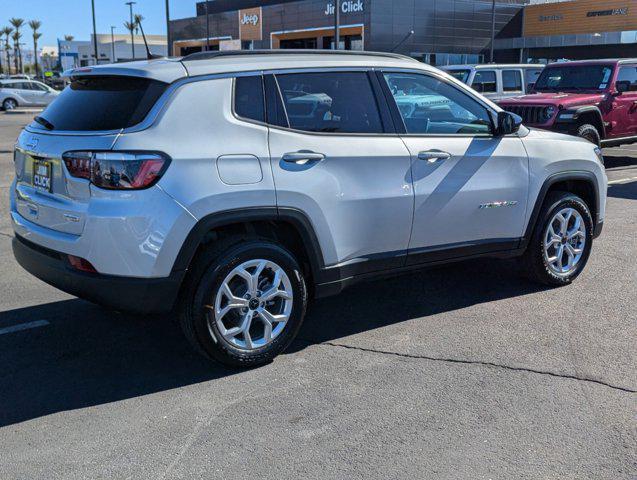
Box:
10, 51, 607, 367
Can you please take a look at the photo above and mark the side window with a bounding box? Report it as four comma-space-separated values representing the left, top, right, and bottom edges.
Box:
502, 70, 523, 92
234, 76, 265, 123
275, 72, 383, 134
31, 82, 49, 91
383, 72, 493, 135
525, 69, 542, 90
616, 66, 637, 92
472, 70, 496, 93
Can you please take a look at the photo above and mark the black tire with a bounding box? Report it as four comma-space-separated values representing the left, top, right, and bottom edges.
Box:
522, 191, 594, 286
2, 98, 18, 111
577, 123, 601, 146
179, 238, 308, 368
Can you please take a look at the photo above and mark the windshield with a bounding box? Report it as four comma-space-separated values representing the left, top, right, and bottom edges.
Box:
446, 69, 471, 84
534, 65, 614, 92
35, 75, 167, 131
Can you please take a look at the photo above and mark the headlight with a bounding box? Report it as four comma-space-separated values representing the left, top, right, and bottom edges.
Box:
593, 147, 605, 167
543, 106, 556, 120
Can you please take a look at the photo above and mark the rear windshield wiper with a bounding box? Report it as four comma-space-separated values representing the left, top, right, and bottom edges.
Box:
34, 116, 54, 130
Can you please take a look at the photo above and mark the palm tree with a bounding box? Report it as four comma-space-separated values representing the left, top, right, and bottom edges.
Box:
124, 21, 136, 59
9, 18, 24, 73
133, 14, 152, 58
12, 31, 21, 73
28, 20, 42, 78
1, 27, 12, 74
64, 34, 74, 42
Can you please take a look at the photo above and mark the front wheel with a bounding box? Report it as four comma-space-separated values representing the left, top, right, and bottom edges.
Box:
2, 98, 17, 111
577, 123, 601, 146
522, 192, 594, 286
179, 239, 308, 367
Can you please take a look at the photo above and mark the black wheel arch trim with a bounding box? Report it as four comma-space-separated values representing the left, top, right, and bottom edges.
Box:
520, 171, 600, 250
171, 206, 326, 281
556, 106, 605, 136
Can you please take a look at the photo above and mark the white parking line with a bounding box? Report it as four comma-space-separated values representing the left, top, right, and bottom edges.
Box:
608, 176, 637, 185
0, 320, 50, 335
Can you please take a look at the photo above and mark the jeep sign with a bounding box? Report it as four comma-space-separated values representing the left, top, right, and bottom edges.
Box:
241, 13, 259, 26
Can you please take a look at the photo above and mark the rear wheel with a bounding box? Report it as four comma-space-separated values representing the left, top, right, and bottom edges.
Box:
179, 238, 308, 367
522, 192, 593, 286
577, 123, 601, 146
2, 98, 17, 111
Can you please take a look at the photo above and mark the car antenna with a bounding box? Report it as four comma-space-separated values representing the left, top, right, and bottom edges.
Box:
134, 14, 162, 60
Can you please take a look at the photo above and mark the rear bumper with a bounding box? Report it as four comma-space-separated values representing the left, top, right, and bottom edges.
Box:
12, 234, 183, 314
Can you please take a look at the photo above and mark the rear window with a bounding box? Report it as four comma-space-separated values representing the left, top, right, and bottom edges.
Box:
36, 75, 167, 131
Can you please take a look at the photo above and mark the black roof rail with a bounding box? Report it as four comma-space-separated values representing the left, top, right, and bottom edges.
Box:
181, 49, 418, 63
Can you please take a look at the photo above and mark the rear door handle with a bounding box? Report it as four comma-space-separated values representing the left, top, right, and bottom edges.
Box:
282, 151, 325, 164
418, 150, 451, 163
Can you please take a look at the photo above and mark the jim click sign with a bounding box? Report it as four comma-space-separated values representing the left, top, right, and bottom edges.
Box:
325, 1, 364, 15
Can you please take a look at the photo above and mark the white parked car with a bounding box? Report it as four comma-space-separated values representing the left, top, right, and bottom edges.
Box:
10, 51, 606, 367
442, 64, 545, 101
0, 79, 60, 110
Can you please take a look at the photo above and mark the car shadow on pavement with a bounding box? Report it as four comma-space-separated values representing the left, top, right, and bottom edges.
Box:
607, 181, 637, 200
0, 300, 234, 427
0, 258, 547, 427
292, 258, 547, 350
603, 154, 637, 169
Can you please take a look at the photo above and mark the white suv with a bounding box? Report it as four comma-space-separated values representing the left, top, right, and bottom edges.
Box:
10, 51, 607, 367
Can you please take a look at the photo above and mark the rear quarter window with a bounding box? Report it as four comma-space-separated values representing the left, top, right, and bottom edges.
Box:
36, 75, 167, 131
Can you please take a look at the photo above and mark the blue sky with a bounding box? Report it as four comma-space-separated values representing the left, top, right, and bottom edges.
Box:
0, 0, 198, 48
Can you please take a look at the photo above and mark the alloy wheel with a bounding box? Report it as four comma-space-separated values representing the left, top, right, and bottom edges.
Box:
207, 259, 293, 350
543, 207, 586, 276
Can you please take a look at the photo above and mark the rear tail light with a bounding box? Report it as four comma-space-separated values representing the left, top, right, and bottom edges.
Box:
62, 151, 170, 190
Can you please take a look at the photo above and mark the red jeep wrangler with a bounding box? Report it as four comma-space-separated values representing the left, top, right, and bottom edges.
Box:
497, 59, 637, 147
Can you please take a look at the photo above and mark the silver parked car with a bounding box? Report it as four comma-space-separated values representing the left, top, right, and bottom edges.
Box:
0, 79, 60, 110
10, 51, 606, 367
442, 64, 545, 101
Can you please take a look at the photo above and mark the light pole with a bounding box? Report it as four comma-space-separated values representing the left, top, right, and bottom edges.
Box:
126, 1, 136, 59
110, 26, 116, 62
489, 0, 496, 63
334, 0, 340, 50
205, 0, 210, 51
165, 0, 171, 56
91, 0, 99, 65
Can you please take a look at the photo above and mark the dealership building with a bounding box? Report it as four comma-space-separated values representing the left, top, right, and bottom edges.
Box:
170, 0, 525, 65
168, 0, 637, 65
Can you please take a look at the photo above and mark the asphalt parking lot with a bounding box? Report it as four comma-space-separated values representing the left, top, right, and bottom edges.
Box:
0, 112, 634, 479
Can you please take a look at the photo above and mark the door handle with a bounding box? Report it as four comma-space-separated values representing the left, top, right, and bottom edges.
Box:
418, 150, 451, 163
282, 151, 325, 164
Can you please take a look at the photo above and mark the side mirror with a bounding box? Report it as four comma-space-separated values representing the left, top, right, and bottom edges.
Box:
494, 111, 522, 136
615, 80, 630, 94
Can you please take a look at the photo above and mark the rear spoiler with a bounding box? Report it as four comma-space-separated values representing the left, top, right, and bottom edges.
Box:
62, 59, 188, 84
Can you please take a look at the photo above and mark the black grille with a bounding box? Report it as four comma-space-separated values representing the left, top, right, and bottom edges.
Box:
503, 106, 547, 125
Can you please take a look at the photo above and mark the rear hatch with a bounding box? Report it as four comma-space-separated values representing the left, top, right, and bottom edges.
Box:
13, 74, 170, 235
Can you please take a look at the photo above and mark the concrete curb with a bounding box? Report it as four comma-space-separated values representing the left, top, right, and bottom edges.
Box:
4, 109, 43, 115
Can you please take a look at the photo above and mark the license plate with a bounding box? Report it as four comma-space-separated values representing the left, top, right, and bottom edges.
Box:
33, 159, 52, 192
